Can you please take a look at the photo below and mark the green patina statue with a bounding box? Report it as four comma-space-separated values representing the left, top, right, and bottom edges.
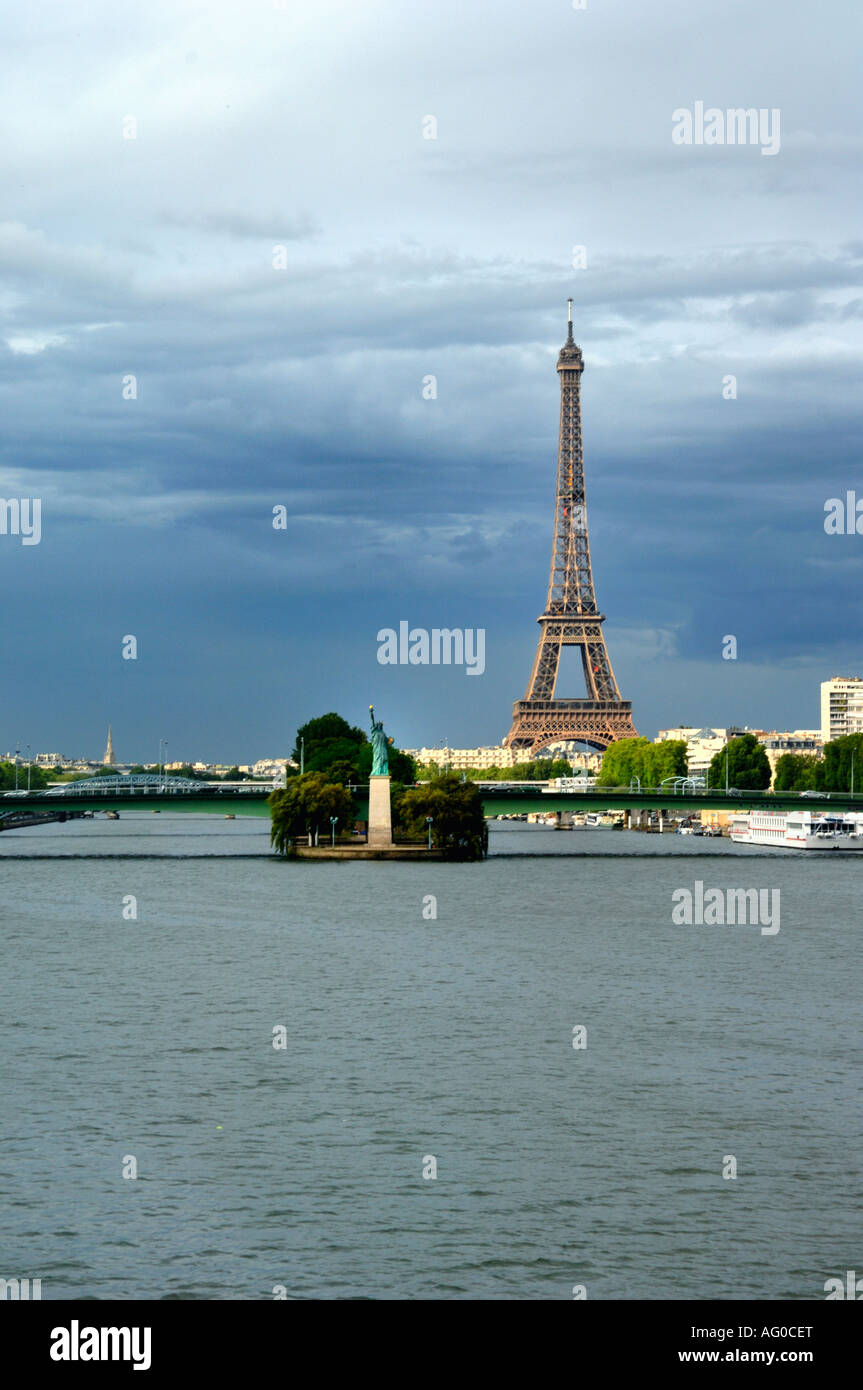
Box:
369, 705, 390, 777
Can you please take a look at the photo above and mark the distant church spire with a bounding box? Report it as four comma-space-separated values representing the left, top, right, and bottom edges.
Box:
103, 726, 115, 766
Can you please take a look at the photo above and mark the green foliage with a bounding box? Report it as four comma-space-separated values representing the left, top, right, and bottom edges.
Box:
548, 759, 574, 779
597, 738, 688, 788
512, 757, 567, 780
773, 753, 824, 792
706, 734, 771, 790
306, 736, 364, 775
221, 766, 251, 781
396, 775, 488, 860
293, 713, 364, 767
0, 760, 50, 790
821, 732, 863, 791
292, 710, 416, 786
326, 759, 361, 786
269, 773, 355, 854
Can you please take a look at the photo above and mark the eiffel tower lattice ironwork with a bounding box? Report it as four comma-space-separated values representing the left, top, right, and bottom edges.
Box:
504, 301, 638, 756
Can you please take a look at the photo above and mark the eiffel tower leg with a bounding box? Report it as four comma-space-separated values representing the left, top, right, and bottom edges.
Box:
581, 634, 620, 704
525, 632, 560, 701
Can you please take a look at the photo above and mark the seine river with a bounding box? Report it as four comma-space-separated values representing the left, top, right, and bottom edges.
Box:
0, 816, 858, 1300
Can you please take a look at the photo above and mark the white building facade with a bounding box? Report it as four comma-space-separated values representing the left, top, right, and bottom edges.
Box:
821, 677, 863, 743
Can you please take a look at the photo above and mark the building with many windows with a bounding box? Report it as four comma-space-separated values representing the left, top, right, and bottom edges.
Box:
655, 727, 729, 777
408, 745, 521, 771
821, 677, 863, 744
407, 743, 602, 773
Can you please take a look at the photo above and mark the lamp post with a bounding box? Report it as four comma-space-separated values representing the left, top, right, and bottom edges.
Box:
14, 744, 19, 792
426, 816, 433, 850
330, 815, 337, 848
300, 737, 304, 776
26, 744, 31, 792
434, 739, 449, 775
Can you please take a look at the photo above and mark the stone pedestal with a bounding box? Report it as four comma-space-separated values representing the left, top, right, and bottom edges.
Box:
367, 775, 393, 847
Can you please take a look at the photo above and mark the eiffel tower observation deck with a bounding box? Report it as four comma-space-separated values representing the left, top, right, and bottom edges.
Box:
505, 302, 637, 756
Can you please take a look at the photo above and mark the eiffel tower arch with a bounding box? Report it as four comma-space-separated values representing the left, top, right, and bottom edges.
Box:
505, 302, 638, 757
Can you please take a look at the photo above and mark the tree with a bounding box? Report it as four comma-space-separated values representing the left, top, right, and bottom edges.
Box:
707, 734, 771, 790
396, 776, 488, 860
293, 713, 365, 768
0, 760, 49, 790
326, 759, 361, 786
270, 773, 355, 854
597, 737, 687, 787
773, 753, 824, 792
650, 740, 688, 784
820, 732, 863, 791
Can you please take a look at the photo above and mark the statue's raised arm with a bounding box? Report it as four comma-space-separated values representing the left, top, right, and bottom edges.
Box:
369, 705, 390, 777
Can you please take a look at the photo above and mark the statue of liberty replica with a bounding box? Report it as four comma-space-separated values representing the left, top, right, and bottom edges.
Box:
369, 705, 390, 776
367, 705, 393, 845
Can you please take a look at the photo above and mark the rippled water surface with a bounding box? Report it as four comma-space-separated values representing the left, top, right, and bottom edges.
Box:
1, 816, 859, 1299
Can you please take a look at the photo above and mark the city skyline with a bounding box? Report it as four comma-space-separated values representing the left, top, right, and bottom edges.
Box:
1, 0, 860, 761
1, 682, 847, 773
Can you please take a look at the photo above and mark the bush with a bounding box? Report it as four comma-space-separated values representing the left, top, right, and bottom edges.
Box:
396, 776, 488, 860
270, 773, 355, 854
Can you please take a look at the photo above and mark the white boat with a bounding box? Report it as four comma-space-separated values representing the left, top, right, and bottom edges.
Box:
731, 810, 863, 850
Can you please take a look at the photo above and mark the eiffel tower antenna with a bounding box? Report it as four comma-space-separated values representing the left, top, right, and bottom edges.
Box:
504, 302, 637, 756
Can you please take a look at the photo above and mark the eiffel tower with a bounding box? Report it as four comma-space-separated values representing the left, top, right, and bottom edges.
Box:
505, 301, 637, 756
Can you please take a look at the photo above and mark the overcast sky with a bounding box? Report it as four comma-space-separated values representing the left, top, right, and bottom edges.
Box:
1, 0, 861, 763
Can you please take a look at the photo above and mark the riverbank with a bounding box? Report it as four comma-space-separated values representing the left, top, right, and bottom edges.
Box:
285, 844, 446, 861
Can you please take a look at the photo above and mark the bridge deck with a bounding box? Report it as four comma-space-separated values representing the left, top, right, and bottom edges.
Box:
3, 786, 863, 817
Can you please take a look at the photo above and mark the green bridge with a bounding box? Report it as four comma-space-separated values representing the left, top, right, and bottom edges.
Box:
3, 778, 863, 824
